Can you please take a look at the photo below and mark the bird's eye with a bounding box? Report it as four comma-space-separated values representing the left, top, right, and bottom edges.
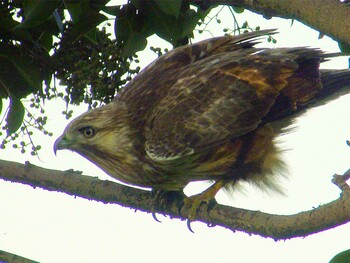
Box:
79, 126, 96, 138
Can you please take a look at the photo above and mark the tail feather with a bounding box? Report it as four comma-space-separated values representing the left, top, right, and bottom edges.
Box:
264, 68, 350, 123
312, 69, 350, 107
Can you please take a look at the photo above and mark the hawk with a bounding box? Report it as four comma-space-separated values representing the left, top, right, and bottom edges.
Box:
54, 29, 350, 218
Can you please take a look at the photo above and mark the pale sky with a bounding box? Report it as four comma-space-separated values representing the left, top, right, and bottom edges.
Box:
1, 5, 350, 263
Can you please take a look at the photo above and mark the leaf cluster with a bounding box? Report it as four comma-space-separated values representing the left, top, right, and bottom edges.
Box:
0, 0, 213, 153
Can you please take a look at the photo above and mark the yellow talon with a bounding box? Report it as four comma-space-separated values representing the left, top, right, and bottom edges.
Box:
183, 179, 228, 223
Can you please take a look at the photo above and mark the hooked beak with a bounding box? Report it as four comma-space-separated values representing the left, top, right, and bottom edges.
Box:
54, 134, 69, 155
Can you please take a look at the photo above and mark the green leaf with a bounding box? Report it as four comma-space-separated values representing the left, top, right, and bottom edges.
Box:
83, 29, 99, 45
9, 56, 42, 96
181, 9, 199, 38
0, 57, 26, 98
129, 1, 179, 45
232, 6, 244, 14
330, 249, 350, 263
115, 15, 131, 42
15, 0, 60, 29
147, 6, 181, 44
6, 97, 25, 136
38, 31, 53, 51
65, 1, 108, 41
64, 1, 84, 22
154, 0, 182, 18
118, 1, 200, 49
74, 13, 108, 42
0, 46, 42, 98
0, 15, 33, 42
120, 31, 148, 58
114, 4, 151, 57
130, 0, 142, 9
0, 13, 19, 31
197, 7, 212, 21
100, 5, 120, 16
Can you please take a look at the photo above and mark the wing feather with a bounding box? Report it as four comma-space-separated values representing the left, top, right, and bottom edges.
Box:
145, 58, 286, 160
117, 30, 328, 163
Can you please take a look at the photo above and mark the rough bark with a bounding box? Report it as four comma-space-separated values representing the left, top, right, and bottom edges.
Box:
191, 0, 350, 45
0, 249, 39, 263
1, 159, 350, 240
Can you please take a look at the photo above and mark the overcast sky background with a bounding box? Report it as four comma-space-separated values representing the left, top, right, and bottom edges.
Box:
1, 3, 350, 263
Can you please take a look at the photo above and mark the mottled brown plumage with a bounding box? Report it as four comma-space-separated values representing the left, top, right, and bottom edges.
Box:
54, 29, 350, 214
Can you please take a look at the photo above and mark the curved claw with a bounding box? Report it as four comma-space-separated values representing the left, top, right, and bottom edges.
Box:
151, 183, 223, 231
187, 219, 195, 233
182, 180, 224, 224
152, 212, 162, 223
152, 189, 186, 214
183, 195, 216, 233
183, 194, 216, 220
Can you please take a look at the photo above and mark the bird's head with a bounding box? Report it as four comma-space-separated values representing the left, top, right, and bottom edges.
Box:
54, 121, 99, 156
54, 102, 132, 169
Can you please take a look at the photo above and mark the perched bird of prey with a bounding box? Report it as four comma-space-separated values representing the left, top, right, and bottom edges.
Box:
54, 29, 350, 218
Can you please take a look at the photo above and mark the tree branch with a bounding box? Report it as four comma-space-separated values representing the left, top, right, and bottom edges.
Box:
191, 0, 350, 45
1, 159, 350, 240
0, 249, 39, 263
